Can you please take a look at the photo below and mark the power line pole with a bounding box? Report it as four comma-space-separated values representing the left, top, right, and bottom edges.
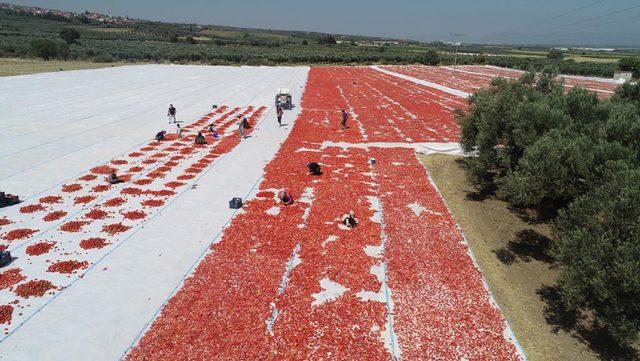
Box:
450, 33, 465, 70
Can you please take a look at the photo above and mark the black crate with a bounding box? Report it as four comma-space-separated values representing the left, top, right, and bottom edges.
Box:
0, 251, 11, 268
229, 197, 243, 209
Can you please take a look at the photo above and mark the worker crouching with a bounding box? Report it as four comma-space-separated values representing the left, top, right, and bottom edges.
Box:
278, 190, 294, 205
342, 210, 358, 228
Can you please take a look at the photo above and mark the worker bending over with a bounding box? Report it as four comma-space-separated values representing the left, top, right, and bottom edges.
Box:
155, 130, 166, 141
195, 131, 207, 145
278, 190, 294, 205
108, 171, 123, 185
342, 210, 358, 228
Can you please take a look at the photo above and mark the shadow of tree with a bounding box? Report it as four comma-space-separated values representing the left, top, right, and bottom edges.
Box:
507, 204, 543, 224
537, 285, 638, 360
494, 248, 517, 265
465, 189, 494, 202
494, 229, 555, 265
455, 158, 496, 201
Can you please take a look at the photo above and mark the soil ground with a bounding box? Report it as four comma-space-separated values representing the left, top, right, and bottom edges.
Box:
0, 57, 129, 77
419, 153, 600, 361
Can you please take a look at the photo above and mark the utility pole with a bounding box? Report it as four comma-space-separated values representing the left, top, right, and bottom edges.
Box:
450, 33, 465, 72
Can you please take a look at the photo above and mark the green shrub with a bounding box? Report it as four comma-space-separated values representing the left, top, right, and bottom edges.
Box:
618, 57, 640, 78
422, 49, 440, 65
30, 38, 58, 60
59, 27, 80, 44
547, 49, 565, 60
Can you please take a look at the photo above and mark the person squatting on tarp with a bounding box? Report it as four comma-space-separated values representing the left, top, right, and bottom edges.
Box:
238, 118, 245, 139
167, 104, 177, 123
155, 130, 166, 141
276, 106, 283, 126
108, 171, 123, 185
208, 124, 219, 139
342, 210, 358, 228
278, 190, 294, 205
194, 131, 207, 145
0, 191, 20, 208
341, 109, 349, 129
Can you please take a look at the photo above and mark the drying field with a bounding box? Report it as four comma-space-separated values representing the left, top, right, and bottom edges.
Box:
126, 67, 519, 360
0, 64, 619, 360
381, 64, 620, 98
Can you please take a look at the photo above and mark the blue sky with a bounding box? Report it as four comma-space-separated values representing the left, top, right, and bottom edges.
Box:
8, 0, 640, 46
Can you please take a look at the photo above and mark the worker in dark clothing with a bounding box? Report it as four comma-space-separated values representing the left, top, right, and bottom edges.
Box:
108, 171, 123, 185
167, 104, 177, 123
341, 109, 348, 129
155, 130, 166, 141
278, 190, 294, 205
276, 106, 283, 126
342, 210, 358, 228
0, 191, 20, 208
238, 118, 246, 139
195, 131, 207, 145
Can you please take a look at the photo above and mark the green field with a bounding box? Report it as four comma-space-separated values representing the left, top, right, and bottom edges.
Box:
0, 57, 129, 76
502, 49, 623, 63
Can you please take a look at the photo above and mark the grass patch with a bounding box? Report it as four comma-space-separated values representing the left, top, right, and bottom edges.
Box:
84, 27, 134, 33
565, 55, 620, 63
0, 57, 130, 76
505, 49, 548, 57
504, 49, 621, 63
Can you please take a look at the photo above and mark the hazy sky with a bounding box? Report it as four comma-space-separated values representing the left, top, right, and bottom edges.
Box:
8, 0, 640, 46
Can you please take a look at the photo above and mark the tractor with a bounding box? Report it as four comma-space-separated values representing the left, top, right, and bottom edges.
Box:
275, 88, 293, 110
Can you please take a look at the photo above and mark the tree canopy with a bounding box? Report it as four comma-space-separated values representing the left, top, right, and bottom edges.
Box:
547, 49, 565, 60
30, 38, 59, 61
422, 49, 440, 65
59, 27, 80, 44
457, 74, 640, 347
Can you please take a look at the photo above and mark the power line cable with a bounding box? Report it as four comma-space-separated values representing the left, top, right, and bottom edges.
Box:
531, 3, 640, 34
476, 0, 605, 39
538, 12, 640, 34
514, 0, 605, 30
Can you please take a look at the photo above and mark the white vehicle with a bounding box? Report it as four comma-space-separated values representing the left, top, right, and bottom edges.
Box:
275, 88, 293, 109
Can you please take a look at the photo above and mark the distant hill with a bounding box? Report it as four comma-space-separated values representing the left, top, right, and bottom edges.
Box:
0, 2, 406, 44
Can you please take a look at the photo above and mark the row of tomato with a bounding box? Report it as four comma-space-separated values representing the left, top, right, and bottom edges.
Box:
372, 147, 520, 359
0, 105, 265, 332
386, 64, 616, 98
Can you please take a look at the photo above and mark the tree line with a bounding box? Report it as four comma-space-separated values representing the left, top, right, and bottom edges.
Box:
457, 69, 640, 351
2, 10, 636, 77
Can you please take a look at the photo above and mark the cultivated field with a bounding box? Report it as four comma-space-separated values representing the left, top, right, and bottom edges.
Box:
0, 58, 129, 77
0, 64, 621, 360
